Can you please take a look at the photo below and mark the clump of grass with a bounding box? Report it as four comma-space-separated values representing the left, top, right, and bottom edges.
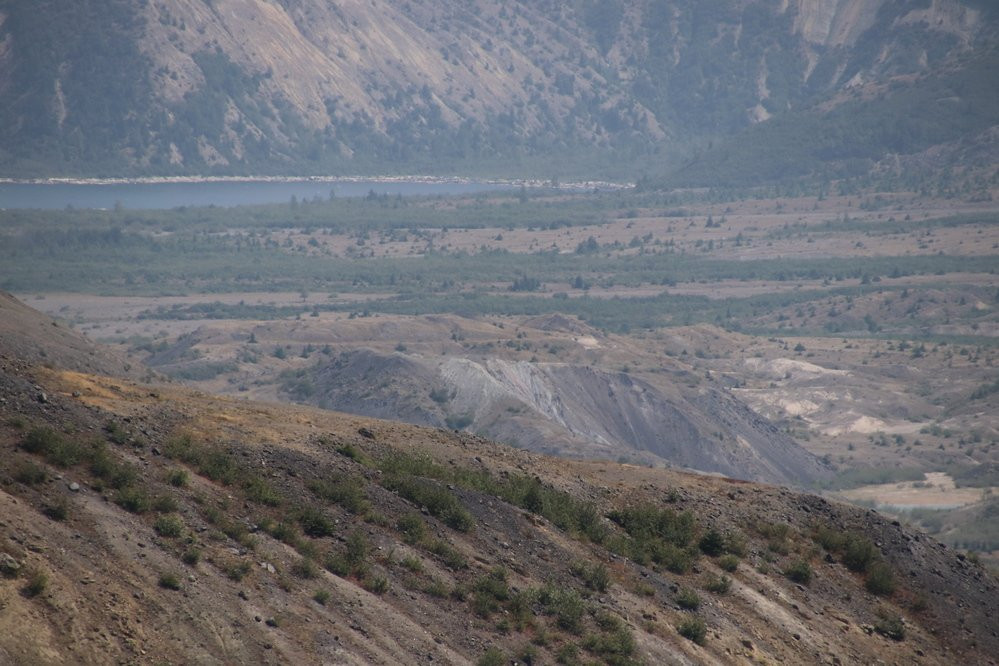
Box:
221, 558, 252, 581
396, 513, 427, 545
570, 560, 610, 593
703, 574, 731, 594
422, 577, 450, 598
166, 469, 188, 487
22, 570, 48, 597
309, 475, 370, 515
842, 535, 879, 573
757, 521, 793, 554
114, 486, 151, 514
21, 427, 86, 468
242, 476, 282, 506
152, 495, 178, 513
874, 612, 905, 641
363, 575, 389, 595
158, 572, 182, 590
291, 558, 320, 579
325, 530, 371, 578
718, 554, 739, 572
865, 561, 895, 596
477, 647, 506, 666
297, 506, 335, 538
313, 589, 331, 605
583, 611, 636, 661
698, 529, 725, 556
784, 559, 813, 585
13, 460, 47, 485
677, 616, 706, 645
676, 587, 700, 610
400, 555, 423, 572
607, 503, 698, 570
426, 539, 467, 569
181, 547, 201, 566
555, 643, 579, 664
89, 444, 138, 490
537, 584, 584, 634
42, 497, 70, 521
471, 567, 510, 618
104, 420, 130, 445
382, 475, 474, 532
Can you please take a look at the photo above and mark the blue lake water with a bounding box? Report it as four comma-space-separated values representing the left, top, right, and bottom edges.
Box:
0, 179, 514, 210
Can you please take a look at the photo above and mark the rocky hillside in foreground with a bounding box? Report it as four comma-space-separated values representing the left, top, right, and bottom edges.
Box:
1, 0, 996, 180
1, 296, 997, 665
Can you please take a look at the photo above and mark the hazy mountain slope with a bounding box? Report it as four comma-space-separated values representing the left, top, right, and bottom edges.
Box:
1, 294, 998, 665
278, 334, 830, 485
0, 0, 995, 178
0, 291, 140, 378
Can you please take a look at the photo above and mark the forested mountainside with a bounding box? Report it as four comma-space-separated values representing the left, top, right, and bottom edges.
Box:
1, 0, 996, 181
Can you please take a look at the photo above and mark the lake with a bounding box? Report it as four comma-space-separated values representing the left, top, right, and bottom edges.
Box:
0, 178, 515, 210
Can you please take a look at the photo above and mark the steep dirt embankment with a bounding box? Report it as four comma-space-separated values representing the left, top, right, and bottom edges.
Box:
297, 348, 829, 487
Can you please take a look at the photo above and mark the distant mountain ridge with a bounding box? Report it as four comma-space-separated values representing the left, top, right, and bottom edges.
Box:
0, 0, 996, 181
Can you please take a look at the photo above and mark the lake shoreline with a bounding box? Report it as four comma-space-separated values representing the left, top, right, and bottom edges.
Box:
0, 174, 631, 191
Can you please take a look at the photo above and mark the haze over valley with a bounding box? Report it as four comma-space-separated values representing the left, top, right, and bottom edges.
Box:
1, 2, 998, 665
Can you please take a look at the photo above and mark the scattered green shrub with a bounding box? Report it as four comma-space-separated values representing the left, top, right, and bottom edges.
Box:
382, 475, 473, 532
676, 587, 700, 610
23, 570, 48, 597
152, 495, 178, 513
313, 589, 331, 605
242, 476, 282, 506
843, 535, 879, 573
865, 561, 895, 596
181, 547, 201, 566
115, 486, 151, 514
699, 529, 725, 556
608, 503, 698, 567
583, 611, 636, 661
13, 460, 47, 485
538, 584, 585, 634
570, 560, 610, 592
363, 575, 389, 595
154, 514, 185, 538
326, 530, 370, 578
166, 469, 189, 487
291, 558, 320, 579
426, 538, 467, 569
677, 616, 707, 645
555, 643, 580, 664
22, 427, 85, 468
704, 574, 731, 594
223, 559, 252, 581
784, 559, 813, 585
297, 506, 335, 538
396, 513, 427, 544
309, 475, 370, 514
400, 555, 423, 572
42, 498, 69, 521
472, 567, 510, 617
477, 647, 506, 666
158, 573, 182, 590
718, 554, 739, 572
874, 613, 905, 641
